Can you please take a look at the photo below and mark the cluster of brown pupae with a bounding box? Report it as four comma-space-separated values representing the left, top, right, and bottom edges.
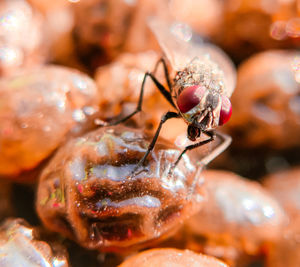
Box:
0, 0, 299, 266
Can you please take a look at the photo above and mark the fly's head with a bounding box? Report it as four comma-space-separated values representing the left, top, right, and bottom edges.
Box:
176, 85, 232, 141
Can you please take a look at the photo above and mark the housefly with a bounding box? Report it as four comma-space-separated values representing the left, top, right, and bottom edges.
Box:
105, 18, 236, 175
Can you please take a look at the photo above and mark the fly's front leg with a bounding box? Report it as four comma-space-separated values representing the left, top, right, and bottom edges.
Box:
172, 130, 216, 169
186, 131, 231, 199
129, 111, 180, 177
167, 130, 215, 199
167, 130, 215, 178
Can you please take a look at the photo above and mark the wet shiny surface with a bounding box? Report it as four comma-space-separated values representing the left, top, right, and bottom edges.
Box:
227, 50, 300, 149
0, 65, 99, 177
0, 0, 44, 76
118, 248, 228, 267
0, 218, 69, 267
263, 167, 300, 218
37, 126, 207, 252
214, 0, 300, 62
266, 216, 300, 267
263, 168, 300, 267
186, 170, 286, 255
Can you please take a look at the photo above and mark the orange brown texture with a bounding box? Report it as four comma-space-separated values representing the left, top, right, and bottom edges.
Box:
226, 50, 300, 149
37, 126, 205, 252
185, 170, 286, 256
214, 0, 300, 62
118, 248, 228, 267
0, 65, 99, 177
0, 0, 45, 76
263, 167, 300, 218
265, 216, 300, 267
0, 218, 69, 267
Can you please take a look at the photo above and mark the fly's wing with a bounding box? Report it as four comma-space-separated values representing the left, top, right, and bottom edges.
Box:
148, 17, 195, 71
148, 17, 236, 97
194, 43, 237, 97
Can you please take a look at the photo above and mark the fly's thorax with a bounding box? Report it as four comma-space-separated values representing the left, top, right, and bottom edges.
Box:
173, 56, 226, 98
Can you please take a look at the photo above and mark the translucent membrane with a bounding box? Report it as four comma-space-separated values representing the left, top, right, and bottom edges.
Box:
148, 18, 236, 97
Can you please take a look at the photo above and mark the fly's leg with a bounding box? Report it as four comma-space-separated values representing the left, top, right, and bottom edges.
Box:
167, 130, 215, 199
172, 130, 216, 169
152, 58, 172, 93
130, 111, 180, 177
167, 130, 231, 200
199, 131, 231, 166
101, 71, 176, 127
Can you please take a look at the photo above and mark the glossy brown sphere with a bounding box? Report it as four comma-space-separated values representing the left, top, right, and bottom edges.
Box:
72, 0, 166, 68
0, 65, 99, 177
186, 170, 286, 256
263, 167, 300, 218
37, 126, 205, 252
263, 168, 300, 266
215, 0, 300, 62
0, 218, 69, 267
73, 0, 136, 54
118, 248, 228, 267
0, 0, 45, 76
265, 216, 300, 267
227, 50, 300, 149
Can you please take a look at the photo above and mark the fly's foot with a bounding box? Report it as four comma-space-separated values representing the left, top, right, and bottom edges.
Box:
128, 164, 148, 179
94, 118, 109, 127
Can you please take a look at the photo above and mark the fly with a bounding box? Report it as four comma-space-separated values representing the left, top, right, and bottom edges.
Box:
102, 18, 236, 176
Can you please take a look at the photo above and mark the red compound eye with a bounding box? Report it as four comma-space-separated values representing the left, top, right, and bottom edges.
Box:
219, 95, 232, 125
177, 85, 205, 113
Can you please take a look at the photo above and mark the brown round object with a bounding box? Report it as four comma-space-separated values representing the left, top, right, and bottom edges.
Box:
118, 248, 228, 267
0, 65, 99, 177
186, 170, 286, 255
29, 0, 84, 72
227, 50, 300, 149
36, 126, 205, 252
214, 0, 300, 62
266, 216, 300, 267
0, 218, 69, 267
264, 168, 300, 267
263, 167, 300, 218
0, 0, 45, 76
72, 0, 138, 62
73, 0, 135, 48
72, 0, 164, 66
